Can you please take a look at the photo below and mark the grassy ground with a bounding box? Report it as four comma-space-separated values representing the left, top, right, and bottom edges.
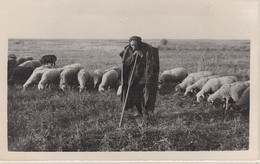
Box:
8, 39, 250, 151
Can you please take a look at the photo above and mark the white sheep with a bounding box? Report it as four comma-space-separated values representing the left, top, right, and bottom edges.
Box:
18, 61, 35, 69
38, 68, 61, 90
59, 68, 79, 91
184, 75, 220, 96
98, 69, 118, 92
104, 66, 121, 80
175, 71, 213, 92
30, 60, 42, 68
33, 65, 53, 73
207, 81, 249, 110
158, 67, 188, 90
196, 76, 238, 102
93, 69, 104, 89
77, 69, 94, 92
23, 68, 50, 89
61, 63, 84, 73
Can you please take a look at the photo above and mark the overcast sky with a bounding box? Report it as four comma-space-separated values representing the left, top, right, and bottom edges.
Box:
2, 0, 258, 39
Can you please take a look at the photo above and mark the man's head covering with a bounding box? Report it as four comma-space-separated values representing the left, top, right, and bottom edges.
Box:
129, 36, 142, 44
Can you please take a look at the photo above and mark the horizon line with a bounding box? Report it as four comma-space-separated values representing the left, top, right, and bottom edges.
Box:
8, 38, 250, 41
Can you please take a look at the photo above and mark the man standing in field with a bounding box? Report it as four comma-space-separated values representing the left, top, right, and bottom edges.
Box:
119, 36, 159, 119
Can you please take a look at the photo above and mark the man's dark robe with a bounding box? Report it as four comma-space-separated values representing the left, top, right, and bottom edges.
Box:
119, 43, 159, 114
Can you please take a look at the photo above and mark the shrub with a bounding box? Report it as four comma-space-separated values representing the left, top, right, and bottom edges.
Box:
160, 39, 168, 45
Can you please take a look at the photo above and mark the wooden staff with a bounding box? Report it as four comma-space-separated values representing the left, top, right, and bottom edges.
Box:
119, 54, 139, 127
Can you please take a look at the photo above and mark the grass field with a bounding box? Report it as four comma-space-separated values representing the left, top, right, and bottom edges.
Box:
8, 39, 250, 151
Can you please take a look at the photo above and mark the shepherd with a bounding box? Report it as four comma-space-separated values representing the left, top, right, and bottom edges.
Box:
119, 36, 159, 125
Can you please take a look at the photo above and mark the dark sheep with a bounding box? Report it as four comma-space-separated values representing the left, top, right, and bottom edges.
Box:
235, 87, 250, 111
8, 54, 17, 59
8, 58, 18, 79
8, 67, 34, 85
40, 55, 57, 66
16, 57, 26, 65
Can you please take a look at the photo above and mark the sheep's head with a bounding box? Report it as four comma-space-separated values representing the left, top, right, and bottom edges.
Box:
175, 85, 181, 92
59, 84, 67, 91
79, 86, 84, 92
23, 84, 28, 90
38, 83, 44, 90
158, 80, 163, 90
184, 86, 192, 96
98, 84, 105, 92
196, 91, 205, 102
207, 96, 214, 105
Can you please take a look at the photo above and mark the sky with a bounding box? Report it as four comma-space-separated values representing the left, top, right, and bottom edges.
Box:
1, 0, 258, 39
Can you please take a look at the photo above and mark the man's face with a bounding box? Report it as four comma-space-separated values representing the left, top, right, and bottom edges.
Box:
130, 40, 138, 51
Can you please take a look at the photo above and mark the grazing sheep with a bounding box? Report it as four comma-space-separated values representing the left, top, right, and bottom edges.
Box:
61, 63, 84, 73
93, 69, 104, 89
8, 54, 17, 59
175, 71, 213, 92
30, 60, 42, 68
23, 68, 50, 89
184, 75, 220, 96
33, 65, 53, 73
207, 81, 249, 110
40, 55, 57, 66
158, 67, 188, 90
98, 69, 118, 92
77, 69, 94, 92
59, 68, 79, 91
16, 57, 26, 65
38, 69, 61, 90
104, 66, 121, 80
8, 58, 18, 79
196, 76, 238, 102
18, 60, 35, 69
235, 87, 250, 111
8, 67, 34, 85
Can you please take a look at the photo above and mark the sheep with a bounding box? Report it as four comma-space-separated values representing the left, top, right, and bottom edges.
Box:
33, 65, 53, 73
158, 67, 188, 90
40, 55, 57, 66
30, 60, 42, 68
18, 61, 35, 69
8, 54, 17, 59
16, 57, 27, 65
8, 58, 18, 79
104, 66, 121, 80
184, 75, 220, 96
59, 68, 79, 91
61, 63, 84, 73
207, 81, 249, 110
93, 69, 104, 89
23, 68, 50, 89
24, 56, 33, 61
235, 87, 250, 111
8, 67, 34, 85
196, 76, 238, 102
98, 69, 119, 92
77, 69, 94, 92
38, 69, 61, 90
175, 71, 213, 92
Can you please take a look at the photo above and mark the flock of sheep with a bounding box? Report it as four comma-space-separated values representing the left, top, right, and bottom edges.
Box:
8, 54, 249, 112
159, 68, 250, 111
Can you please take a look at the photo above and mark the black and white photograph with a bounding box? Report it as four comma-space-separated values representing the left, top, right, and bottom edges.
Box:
1, 0, 259, 161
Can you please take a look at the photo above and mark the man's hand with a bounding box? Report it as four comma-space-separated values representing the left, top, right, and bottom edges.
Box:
134, 50, 144, 58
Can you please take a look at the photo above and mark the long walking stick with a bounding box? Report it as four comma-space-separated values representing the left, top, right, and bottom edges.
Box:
119, 54, 139, 127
